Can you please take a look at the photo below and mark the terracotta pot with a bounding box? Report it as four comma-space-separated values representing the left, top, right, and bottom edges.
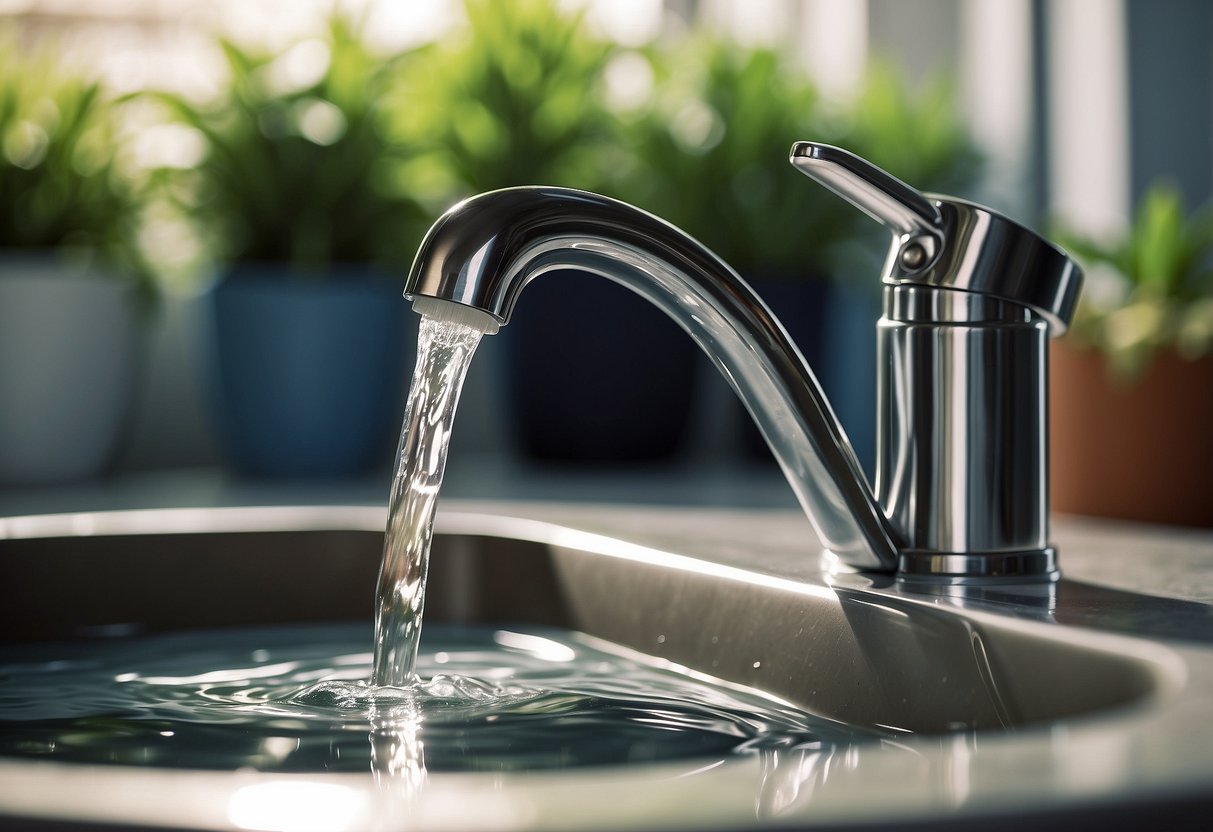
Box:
1050, 339, 1213, 527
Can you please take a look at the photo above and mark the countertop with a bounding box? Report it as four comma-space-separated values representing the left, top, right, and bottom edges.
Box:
3, 460, 1212, 607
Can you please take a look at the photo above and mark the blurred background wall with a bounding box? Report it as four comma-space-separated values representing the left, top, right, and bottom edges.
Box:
1, 0, 1210, 522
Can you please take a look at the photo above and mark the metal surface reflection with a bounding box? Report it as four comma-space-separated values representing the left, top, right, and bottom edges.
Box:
405, 142, 1082, 583
406, 185, 900, 572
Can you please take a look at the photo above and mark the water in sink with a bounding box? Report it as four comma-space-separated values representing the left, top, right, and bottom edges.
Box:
0, 622, 873, 774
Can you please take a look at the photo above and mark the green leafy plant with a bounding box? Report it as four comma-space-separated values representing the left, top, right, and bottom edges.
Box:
817, 62, 982, 283
847, 62, 981, 198
616, 45, 981, 281
0, 35, 151, 298
1056, 183, 1213, 379
152, 13, 424, 273
386, 0, 617, 216
617, 36, 853, 279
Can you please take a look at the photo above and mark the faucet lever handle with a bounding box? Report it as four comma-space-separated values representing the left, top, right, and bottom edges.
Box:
791, 140, 1082, 332
789, 142, 941, 239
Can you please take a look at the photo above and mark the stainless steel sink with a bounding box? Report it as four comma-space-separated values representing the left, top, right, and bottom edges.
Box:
1, 503, 1211, 830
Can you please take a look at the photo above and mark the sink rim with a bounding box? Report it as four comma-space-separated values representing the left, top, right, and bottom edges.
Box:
1, 502, 1211, 831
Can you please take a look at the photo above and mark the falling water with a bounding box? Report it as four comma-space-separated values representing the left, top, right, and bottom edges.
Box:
372, 312, 486, 687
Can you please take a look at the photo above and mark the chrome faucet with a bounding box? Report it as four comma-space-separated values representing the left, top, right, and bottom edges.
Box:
404, 143, 1081, 583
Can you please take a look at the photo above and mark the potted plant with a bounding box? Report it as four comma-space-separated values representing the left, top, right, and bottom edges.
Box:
389, 0, 698, 464
620, 48, 980, 474
616, 35, 854, 464
621, 37, 853, 285
153, 14, 426, 478
1050, 183, 1213, 527
0, 38, 153, 485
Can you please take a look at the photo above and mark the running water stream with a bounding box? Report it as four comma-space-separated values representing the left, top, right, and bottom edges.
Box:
372, 311, 487, 687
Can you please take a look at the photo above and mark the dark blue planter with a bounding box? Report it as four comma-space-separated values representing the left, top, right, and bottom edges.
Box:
820, 283, 880, 479
500, 270, 700, 463
742, 277, 878, 479
206, 266, 413, 478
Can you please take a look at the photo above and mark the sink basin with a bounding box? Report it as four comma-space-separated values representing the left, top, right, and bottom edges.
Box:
1, 502, 1211, 830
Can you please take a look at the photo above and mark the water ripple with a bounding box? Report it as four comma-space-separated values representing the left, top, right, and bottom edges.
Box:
0, 623, 877, 772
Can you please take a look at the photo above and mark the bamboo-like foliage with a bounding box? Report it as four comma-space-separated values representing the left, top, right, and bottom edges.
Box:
617, 37, 850, 278
0, 34, 150, 297
1056, 184, 1213, 378
385, 0, 618, 214
616, 45, 980, 280
151, 13, 426, 273
116, 1, 982, 288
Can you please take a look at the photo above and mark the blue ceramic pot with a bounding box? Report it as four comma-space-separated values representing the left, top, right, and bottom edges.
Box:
820, 282, 879, 479
206, 266, 413, 478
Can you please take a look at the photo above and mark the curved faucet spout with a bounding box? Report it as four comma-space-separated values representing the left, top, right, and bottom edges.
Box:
405, 186, 902, 570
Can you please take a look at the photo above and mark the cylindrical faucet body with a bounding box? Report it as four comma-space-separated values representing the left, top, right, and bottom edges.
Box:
877, 286, 1054, 580
792, 143, 1080, 582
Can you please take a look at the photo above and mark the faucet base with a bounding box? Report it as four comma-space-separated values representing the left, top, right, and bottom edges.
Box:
895, 547, 1060, 585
